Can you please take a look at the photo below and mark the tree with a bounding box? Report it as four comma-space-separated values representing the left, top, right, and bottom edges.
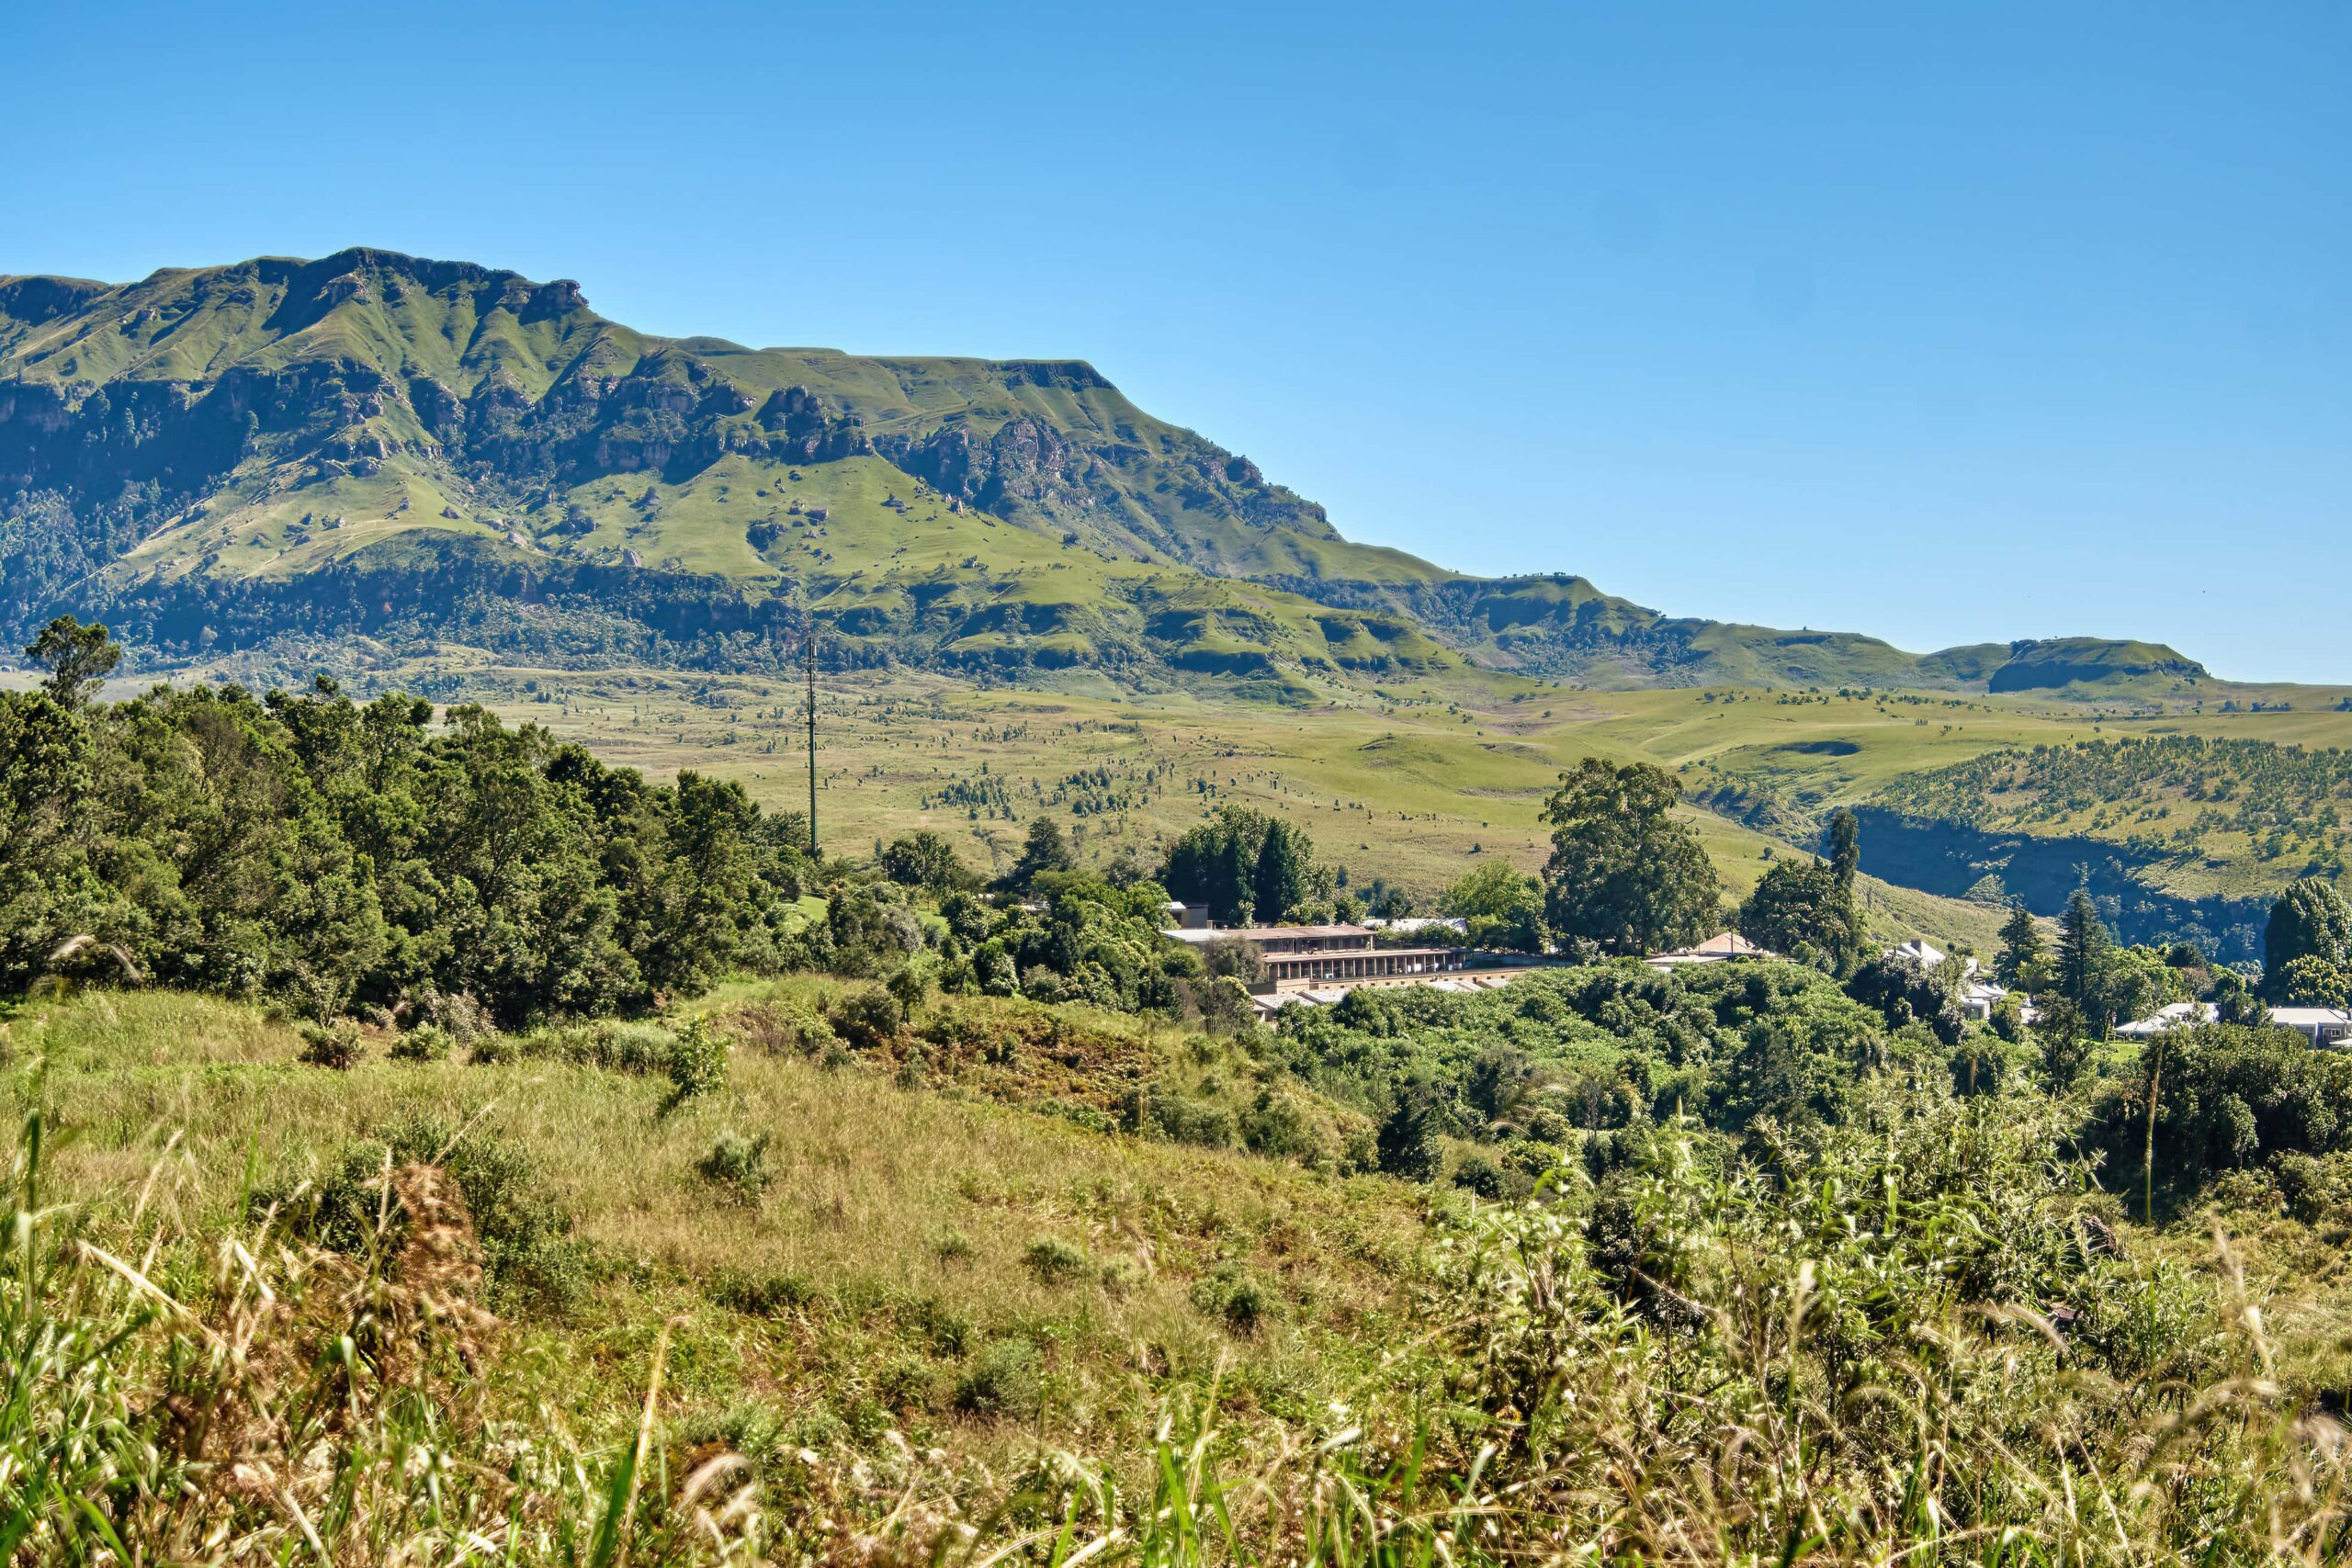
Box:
1826, 807, 1860, 891
2212, 966, 2270, 1026
1375, 1077, 1448, 1181
1196, 935, 1266, 987
1001, 817, 1074, 891
1159, 807, 1328, 926
2103, 943, 2188, 1031
880, 829, 977, 892
1251, 817, 1317, 925
1845, 952, 1965, 1045
2056, 889, 2113, 1030
25, 615, 120, 709
1538, 760, 1721, 956
1440, 862, 1547, 953
1736, 856, 1862, 976
2034, 998, 2095, 1091
1996, 901, 2045, 990
2265, 879, 2352, 999
2276, 954, 2352, 1009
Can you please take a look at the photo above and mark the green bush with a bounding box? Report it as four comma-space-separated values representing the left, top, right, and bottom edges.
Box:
666, 1018, 729, 1100
1190, 1262, 1279, 1336
1098, 1255, 1148, 1296
297, 1019, 362, 1069
256, 1113, 591, 1317
706, 1268, 815, 1316
1129, 1085, 1236, 1148
1023, 1235, 1091, 1284
2274, 1150, 2352, 1224
953, 1337, 1042, 1417
875, 1354, 937, 1413
390, 1022, 452, 1063
696, 1129, 773, 1201
826, 988, 904, 1051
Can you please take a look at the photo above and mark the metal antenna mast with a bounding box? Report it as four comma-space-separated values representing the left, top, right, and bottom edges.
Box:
803, 608, 820, 860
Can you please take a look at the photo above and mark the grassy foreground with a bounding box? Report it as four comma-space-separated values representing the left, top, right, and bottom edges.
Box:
9, 983, 2352, 1562
2, 987, 1441, 1562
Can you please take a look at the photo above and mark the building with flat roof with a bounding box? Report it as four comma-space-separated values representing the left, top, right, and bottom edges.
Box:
1162, 923, 1375, 956
1258, 943, 1472, 990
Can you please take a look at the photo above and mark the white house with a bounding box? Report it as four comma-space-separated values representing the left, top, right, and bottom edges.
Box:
1959, 977, 2009, 1022
2116, 1001, 2220, 1040
2268, 1007, 2352, 1048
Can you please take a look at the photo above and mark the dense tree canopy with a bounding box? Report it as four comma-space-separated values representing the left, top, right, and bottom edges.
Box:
1539, 760, 1721, 956
1439, 863, 1547, 953
0, 657, 813, 1024
1159, 806, 1327, 926
2265, 878, 2351, 1000
1737, 854, 1863, 976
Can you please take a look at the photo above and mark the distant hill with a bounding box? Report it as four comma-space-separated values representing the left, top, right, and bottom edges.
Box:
0, 249, 2212, 695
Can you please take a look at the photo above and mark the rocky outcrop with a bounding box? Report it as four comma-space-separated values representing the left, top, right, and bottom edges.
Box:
878, 415, 1101, 522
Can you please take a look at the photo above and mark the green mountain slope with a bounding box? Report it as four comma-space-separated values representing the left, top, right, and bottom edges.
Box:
0, 249, 2213, 694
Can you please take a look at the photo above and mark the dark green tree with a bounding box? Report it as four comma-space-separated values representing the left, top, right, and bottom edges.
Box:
25, 615, 120, 709
1159, 807, 1327, 927
1996, 901, 2044, 990
1375, 1077, 1447, 1181
2264, 878, 2352, 1000
2057, 889, 2113, 1028
1441, 863, 1548, 953
1737, 856, 1862, 975
1001, 817, 1075, 892
2033, 998, 2095, 1091
1826, 807, 1860, 891
1250, 818, 1317, 925
1538, 759, 1720, 956
880, 829, 977, 892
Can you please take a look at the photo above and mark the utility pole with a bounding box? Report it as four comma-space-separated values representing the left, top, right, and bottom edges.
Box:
803, 609, 820, 860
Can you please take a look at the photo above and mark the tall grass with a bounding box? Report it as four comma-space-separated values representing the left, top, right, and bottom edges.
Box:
10, 1001, 2352, 1563
0, 1097, 762, 1564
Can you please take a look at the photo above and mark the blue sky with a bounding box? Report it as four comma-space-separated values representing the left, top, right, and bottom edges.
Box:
6, 2, 2346, 680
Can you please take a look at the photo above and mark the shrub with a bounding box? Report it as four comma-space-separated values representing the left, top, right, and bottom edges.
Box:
884, 964, 931, 1016
1239, 1087, 1327, 1164
2274, 1150, 2352, 1224
697, 1129, 773, 1201
260, 1113, 591, 1316
297, 1019, 361, 1069
953, 1337, 1041, 1417
1128, 1085, 1236, 1148
527, 1020, 677, 1074
876, 1354, 937, 1413
1190, 1262, 1279, 1336
390, 1022, 452, 1063
666, 1018, 729, 1100
414, 988, 492, 1046
826, 988, 904, 1051
1451, 1153, 1526, 1201
1023, 1235, 1090, 1284
706, 1268, 814, 1316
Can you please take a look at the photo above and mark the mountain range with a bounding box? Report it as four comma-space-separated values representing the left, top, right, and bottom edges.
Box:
0, 248, 2214, 697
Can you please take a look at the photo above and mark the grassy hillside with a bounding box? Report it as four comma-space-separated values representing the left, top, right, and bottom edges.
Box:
8, 986, 1433, 1479
13, 979, 2352, 1560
